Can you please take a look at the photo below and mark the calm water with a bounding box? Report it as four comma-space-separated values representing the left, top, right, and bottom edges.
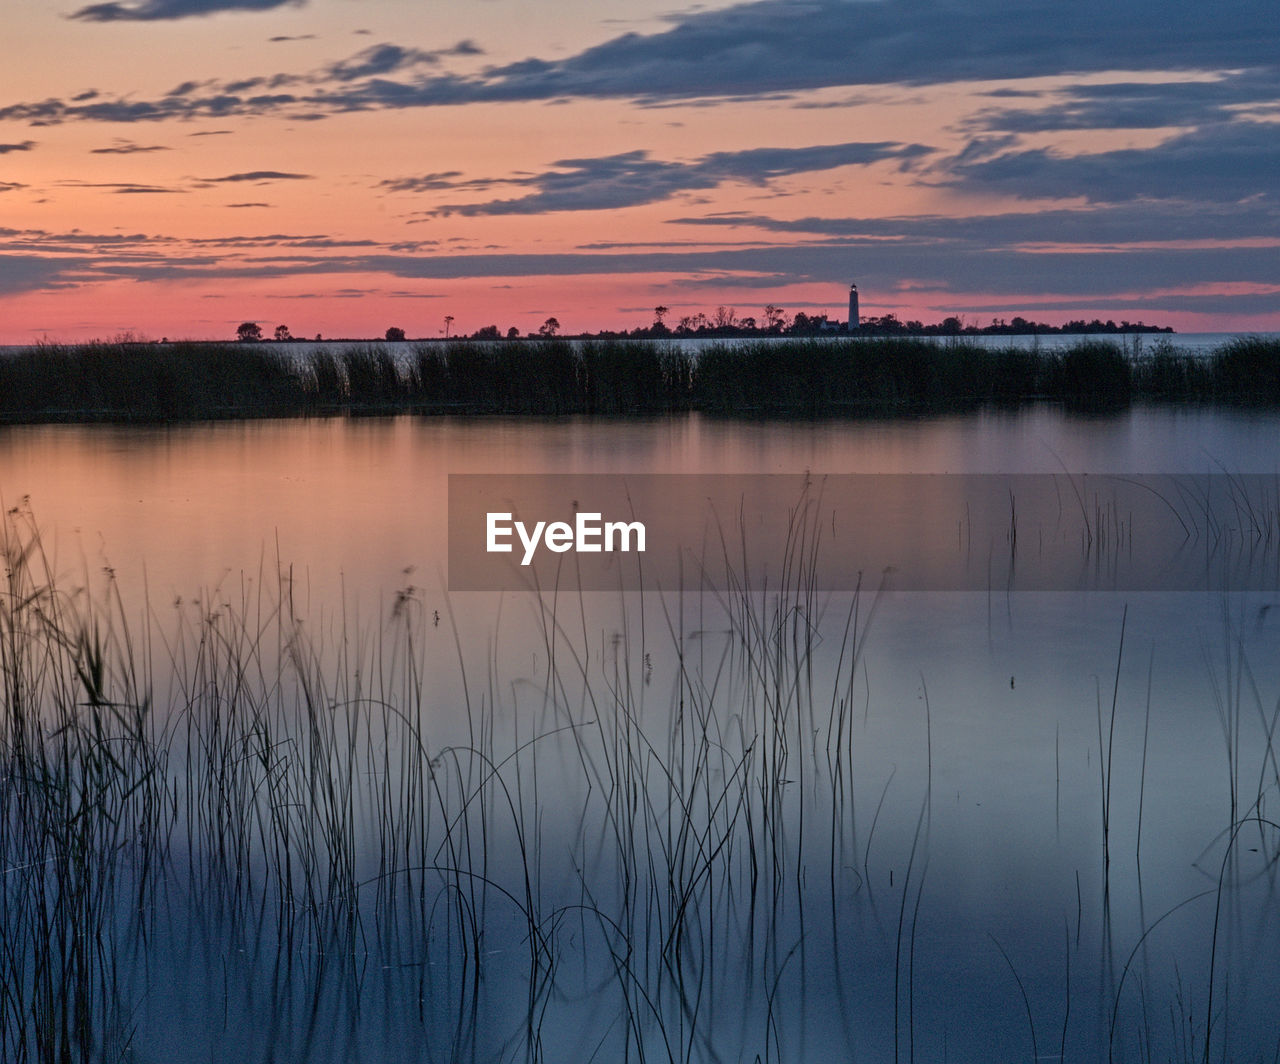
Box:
4, 407, 1280, 1061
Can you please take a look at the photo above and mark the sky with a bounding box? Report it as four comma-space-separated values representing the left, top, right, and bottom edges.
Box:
1, 0, 1278, 342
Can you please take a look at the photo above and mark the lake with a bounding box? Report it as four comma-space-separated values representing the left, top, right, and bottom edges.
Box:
3, 406, 1280, 1061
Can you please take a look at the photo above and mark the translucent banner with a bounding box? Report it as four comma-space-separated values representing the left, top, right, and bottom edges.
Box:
448, 473, 1280, 592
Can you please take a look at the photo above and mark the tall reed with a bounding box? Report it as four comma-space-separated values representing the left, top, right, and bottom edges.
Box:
4, 335, 1280, 422
3, 500, 1280, 1061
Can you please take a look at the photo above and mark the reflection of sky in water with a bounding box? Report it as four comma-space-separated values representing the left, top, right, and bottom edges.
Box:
449, 472, 1280, 590
4, 407, 1280, 601
3, 409, 1280, 1060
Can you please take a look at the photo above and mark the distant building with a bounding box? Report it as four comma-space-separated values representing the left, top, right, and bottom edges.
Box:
848, 283, 860, 331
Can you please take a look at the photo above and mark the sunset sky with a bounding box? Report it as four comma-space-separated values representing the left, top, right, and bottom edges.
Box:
2, 0, 1277, 342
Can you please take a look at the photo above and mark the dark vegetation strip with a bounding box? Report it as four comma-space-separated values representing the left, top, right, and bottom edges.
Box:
1, 336, 1279, 422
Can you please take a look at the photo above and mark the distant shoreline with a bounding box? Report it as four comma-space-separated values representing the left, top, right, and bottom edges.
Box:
8, 314, 1177, 349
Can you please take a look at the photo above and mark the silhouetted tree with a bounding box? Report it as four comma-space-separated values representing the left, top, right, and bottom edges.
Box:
472, 324, 500, 339
237, 321, 263, 342
653, 305, 669, 327
443, 315, 454, 338
385, 326, 406, 341
539, 317, 560, 337
506, 326, 520, 339
274, 324, 292, 342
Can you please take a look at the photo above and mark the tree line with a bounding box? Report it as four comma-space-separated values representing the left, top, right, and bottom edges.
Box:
233, 307, 1172, 344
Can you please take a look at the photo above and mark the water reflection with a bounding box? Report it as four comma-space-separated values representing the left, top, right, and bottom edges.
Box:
3, 411, 1280, 1061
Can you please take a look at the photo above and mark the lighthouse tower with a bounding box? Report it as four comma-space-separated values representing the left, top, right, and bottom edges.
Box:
848, 283, 860, 331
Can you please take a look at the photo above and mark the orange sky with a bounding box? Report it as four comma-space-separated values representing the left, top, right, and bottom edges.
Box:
2, 0, 1278, 342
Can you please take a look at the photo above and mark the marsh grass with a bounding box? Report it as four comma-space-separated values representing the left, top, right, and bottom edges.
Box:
0, 341, 305, 421
3, 497, 857, 1060
3, 336, 1280, 422
4, 499, 1280, 1061
1, 507, 165, 1062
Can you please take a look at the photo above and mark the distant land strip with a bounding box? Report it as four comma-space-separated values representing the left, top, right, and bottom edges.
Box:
1, 335, 1278, 423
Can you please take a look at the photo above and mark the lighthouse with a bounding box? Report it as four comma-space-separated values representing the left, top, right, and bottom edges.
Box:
848, 283, 860, 331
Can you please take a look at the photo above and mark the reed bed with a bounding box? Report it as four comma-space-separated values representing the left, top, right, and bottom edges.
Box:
3, 500, 1280, 1061
0, 499, 862, 1061
0, 340, 305, 421
2, 336, 1279, 422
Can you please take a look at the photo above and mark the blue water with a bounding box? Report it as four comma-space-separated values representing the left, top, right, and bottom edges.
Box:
3, 408, 1280, 1062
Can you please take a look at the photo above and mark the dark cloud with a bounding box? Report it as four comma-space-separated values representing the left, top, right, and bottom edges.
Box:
202, 170, 313, 182
385, 142, 931, 215
10, 1, 1275, 125
221, 78, 266, 93
672, 199, 1280, 244
950, 292, 1280, 317
3, 97, 176, 123
0, 141, 36, 153
278, 237, 381, 249
58, 242, 1263, 303
0, 39, 485, 125
227, 201, 271, 207
376, 245, 1278, 305
327, 44, 441, 81
58, 180, 185, 193
456, 0, 1278, 102
381, 170, 468, 192
941, 122, 1280, 203
183, 232, 332, 246
963, 68, 1280, 135
90, 140, 170, 154
69, 0, 302, 22
6, 220, 1278, 321
0, 228, 168, 251
1, 254, 93, 295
